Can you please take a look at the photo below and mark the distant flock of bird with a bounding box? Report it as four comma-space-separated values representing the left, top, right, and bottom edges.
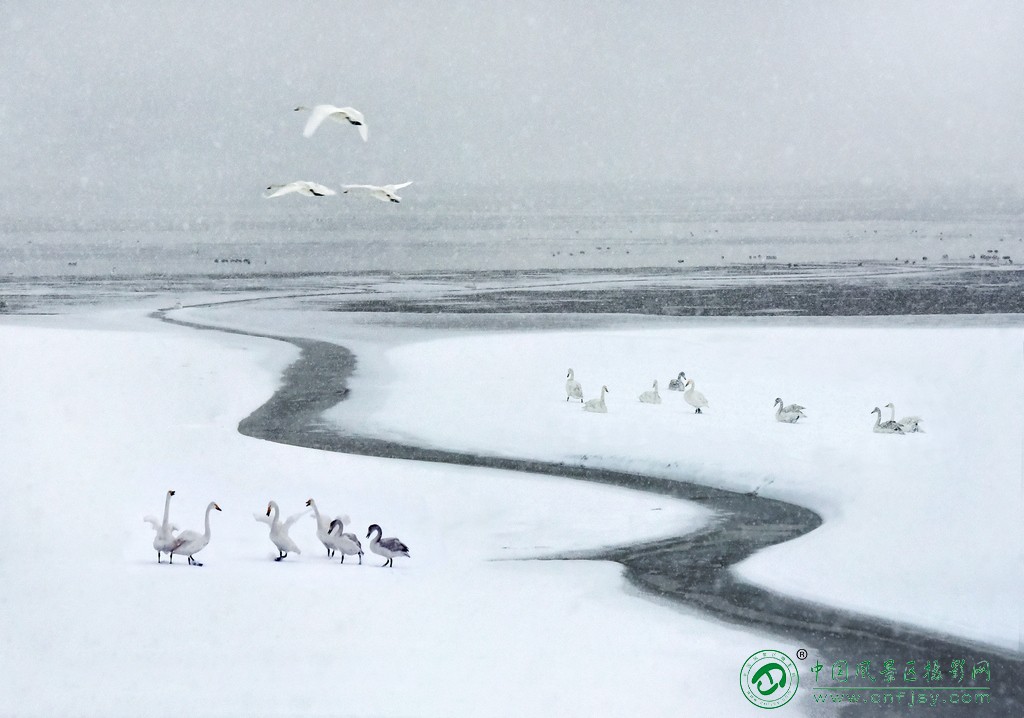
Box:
144, 490, 410, 568
263, 104, 414, 203
566, 368, 924, 434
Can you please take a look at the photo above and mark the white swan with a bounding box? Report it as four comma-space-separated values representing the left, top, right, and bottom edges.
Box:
565, 368, 583, 403
256, 501, 308, 561
667, 371, 687, 391
341, 182, 413, 203
774, 397, 806, 423
871, 407, 905, 434
306, 498, 339, 558
583, 385, 609, 413
683, 378, 709, 414
294, 104, 368, 141
143, 489, 178, 563
366, 523, 410, 568
263, 181, 337, 199
327, 517, 364, 565
885, 402, 924, 433
170, 502, 222, 566
639, 380, 661, 404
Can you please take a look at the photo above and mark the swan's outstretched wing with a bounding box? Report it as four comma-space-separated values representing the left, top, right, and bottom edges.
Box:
284, 508, 311, 529
303, 182, 337, 197
342, 184, 377, 192
143, 516, 161, 531
253, 512, 273, 525
303, 105, 336, 138
384, 181, 413, 192
264, 184, 297, 199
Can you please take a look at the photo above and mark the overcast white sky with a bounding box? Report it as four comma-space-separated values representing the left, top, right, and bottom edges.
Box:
1, 1, 1022, 210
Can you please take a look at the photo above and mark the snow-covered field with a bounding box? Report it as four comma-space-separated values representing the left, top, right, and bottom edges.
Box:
188, 300, 1023, 655
329, 318, 1023, 653
0, 306, 822, 718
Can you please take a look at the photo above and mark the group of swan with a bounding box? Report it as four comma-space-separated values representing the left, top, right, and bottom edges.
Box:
264, 104, 413, 203
145, 491, 409, 567
567, 368, 710, 414
144, 489, 221, 566
871, 403, 924, 434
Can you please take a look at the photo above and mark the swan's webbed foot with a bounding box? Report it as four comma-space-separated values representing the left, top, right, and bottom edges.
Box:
274, 556, 284, 561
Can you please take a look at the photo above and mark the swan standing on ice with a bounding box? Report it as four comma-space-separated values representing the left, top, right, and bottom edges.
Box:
639, 380, 661, 404
583, 385, 609, 413
255, 501, 308, 561
294, 104, 368, 142
170, 502, 222, 566
683, 378, 709, 414
667, 372, 687, 391
144, 489, 178, 564
263, 181, 337, 198
327, 517, 364, 564
565, 368, 583, 402
366, 524, 410, 567
774, 397, 806, 423
342, 182, 413, 203
306, 498, 339, 558
871, 407, 905, 434
885, 402, 924, 433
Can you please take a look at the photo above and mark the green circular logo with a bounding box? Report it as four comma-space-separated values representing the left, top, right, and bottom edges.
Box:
740, 650, 800, 709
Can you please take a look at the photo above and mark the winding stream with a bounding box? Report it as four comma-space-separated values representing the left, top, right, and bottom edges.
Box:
156, 307, 1022, 715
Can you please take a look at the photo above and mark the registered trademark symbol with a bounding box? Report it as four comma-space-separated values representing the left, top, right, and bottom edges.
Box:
796, 649, 808, 660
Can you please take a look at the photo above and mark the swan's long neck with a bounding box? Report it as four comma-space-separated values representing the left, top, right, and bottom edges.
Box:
369, 526, 382, 544
161, 492, 172, 530
873, 410, 881, 428
309, 501, 325, 529
567, 369, 574, 379
775, 402, 783, 417
269, 502, 280, 527
203, 503, 215, 540
887, 405, 896, 422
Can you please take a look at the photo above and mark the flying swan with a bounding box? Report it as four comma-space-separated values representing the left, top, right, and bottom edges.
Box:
263, 181, 337, 198
342, 182, 413, 203
294, 104, 368, 142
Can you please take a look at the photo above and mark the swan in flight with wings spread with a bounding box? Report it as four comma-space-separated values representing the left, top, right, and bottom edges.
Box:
342, 182, 413, 203
295, 104, 368, 141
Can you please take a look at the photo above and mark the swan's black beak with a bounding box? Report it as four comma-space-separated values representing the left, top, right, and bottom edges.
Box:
266, 506, 272, 516
214, 504, 222, 512
169, 490, 176, 496
305, 499, 312, 506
